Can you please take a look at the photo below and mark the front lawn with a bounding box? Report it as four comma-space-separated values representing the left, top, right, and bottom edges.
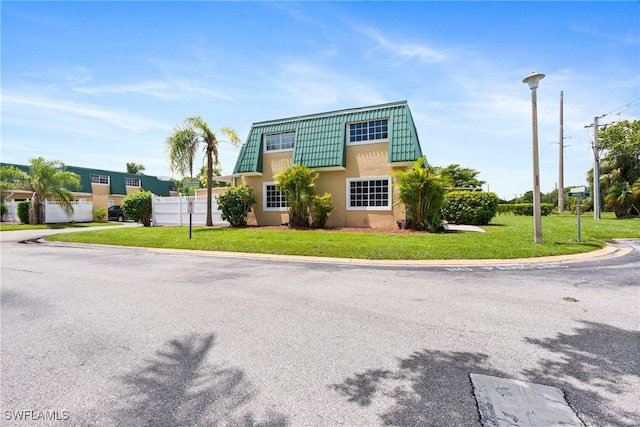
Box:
0, 222, 121, 231
44, 213, 639, 260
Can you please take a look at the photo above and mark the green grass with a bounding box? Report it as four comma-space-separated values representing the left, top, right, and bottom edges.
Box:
45, 213, 639, 260
0, 222, 121, 231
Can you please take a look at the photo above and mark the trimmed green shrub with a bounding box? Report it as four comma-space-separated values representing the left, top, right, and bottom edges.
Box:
92, 207, 107, 222
501, 203, 555, 216
121, 190, 153, 226
441, 191, 499, 225
0, 204, 7, 221
311, 193, 335, 229
17, 201, 30, 224
217, 185, 257, 227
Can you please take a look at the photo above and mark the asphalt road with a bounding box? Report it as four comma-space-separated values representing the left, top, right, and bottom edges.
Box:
1, 228, 639, 426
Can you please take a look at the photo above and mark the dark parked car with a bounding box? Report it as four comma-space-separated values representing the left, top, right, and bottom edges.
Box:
108, 205, 127, 222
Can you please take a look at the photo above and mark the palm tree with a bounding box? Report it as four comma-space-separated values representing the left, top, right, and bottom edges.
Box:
166, 126, 199, 180
26, 157, 81, 224
197, 163, 223, 188
393, 157, 449, 231
275, 164, 318, 227
166, 117, 241, 226
126, 162, 146, 174
605, 179, 640, 217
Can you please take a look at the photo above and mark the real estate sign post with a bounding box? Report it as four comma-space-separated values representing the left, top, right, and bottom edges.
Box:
187, 200, 194, 239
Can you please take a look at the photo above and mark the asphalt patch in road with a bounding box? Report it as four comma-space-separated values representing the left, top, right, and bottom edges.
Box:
470, 373, 584, 426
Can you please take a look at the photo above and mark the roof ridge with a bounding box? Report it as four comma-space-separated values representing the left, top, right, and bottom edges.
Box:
252, 100, 408, 126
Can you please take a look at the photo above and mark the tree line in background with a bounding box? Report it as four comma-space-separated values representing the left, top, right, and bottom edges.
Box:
506, 120, 640, 218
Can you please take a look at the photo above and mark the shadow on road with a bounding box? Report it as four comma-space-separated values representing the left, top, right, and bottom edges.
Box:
333, 322, 639, 427
115, 333, 288, 426
523, 321, 640, 427
332, 349, 506, 426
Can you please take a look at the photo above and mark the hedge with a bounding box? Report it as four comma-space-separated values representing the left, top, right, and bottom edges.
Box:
498, 203, 555, 216
17, 201, 30, 224
441, 191, 499, 225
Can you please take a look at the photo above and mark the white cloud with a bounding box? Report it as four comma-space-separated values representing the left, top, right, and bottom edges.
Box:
17, 65, 93, 86
72, 78, 234, 102
274, 61, 386, 109
2, 92, 168, 134
358, 27, 448, 64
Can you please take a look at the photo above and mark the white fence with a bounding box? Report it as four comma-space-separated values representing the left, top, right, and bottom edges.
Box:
1, 200, 93, 223
46, 200, 93, 223
2, 201, 19, 222
152, 196, 229, 227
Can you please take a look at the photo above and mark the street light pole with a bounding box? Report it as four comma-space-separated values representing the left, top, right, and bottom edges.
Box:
523, 72, 545, 244
558, 90, 564, 213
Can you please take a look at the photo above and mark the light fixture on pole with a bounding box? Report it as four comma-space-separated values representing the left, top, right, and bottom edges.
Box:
523, 72, 545, 244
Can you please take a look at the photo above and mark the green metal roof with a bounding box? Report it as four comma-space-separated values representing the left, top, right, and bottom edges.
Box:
233, 101, 424, 174
1, 162, 173, 197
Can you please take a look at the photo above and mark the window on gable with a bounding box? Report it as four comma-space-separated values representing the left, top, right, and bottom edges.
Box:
264, 182, 289, 211
265, 131, 295, 152
125, 177, 141, 187
90, 174, 110, 185
348, 119, 388, 144
346, 177, 391, 210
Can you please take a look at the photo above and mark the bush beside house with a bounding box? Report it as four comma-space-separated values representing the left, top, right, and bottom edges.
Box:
311, 193, 335, 229
17, 201, 30, 224
121, 191, 153, 226
217, 185, 257, 227
441, 191, 499, 225
92, 208, 107, 222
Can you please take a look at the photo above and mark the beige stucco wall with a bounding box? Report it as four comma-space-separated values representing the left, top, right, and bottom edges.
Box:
239, 142, 409, 228
90, 183, 111, 210
194, 187, 230, 198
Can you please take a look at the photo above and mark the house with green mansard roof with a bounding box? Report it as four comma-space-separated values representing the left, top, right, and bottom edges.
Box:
232, 100, 426, 228
1, 162, 176, 210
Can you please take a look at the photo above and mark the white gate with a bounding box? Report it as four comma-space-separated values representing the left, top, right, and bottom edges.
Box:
45, 200, 93, 223
1, 200, 93, 223
152, 196, 229, 227
2, 201, 19, 222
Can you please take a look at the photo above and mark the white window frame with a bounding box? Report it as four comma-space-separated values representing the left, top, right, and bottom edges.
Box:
90, 174, 110, 185
264, 131, 295, 153
346, 177, 392, 211
125, 177, 141, 187
263, 182, 289, 211
347, 119, 389, 146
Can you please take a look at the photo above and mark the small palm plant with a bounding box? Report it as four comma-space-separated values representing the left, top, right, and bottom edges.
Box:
275, 164, 318, 228
26, 158, 81, 224
605, 179, 640, 217
393, 157, 449, 231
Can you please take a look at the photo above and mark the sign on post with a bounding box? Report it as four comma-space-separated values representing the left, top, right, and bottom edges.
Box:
187, 200, 194, 239
568, 187, 590, 242
568, 186, 590, 198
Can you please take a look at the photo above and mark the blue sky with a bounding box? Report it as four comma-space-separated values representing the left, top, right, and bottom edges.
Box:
2, 1, 638, 200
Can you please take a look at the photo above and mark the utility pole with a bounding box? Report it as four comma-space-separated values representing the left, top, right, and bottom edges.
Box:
592, 116, 601, 220
558, 91, 565, 212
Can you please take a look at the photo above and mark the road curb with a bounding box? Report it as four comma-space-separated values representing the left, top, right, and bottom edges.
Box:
38, 238, 634, 267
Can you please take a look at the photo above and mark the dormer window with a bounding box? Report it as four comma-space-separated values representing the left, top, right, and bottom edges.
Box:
90, 174, 110, 185
348, 119, 388, 145
264, 131, 295, 152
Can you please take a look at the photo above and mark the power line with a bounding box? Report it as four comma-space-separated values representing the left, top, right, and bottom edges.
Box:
585, 98, 640, 128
